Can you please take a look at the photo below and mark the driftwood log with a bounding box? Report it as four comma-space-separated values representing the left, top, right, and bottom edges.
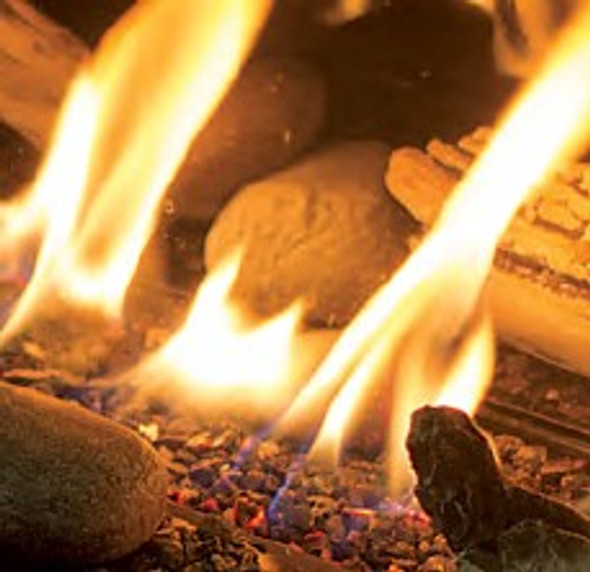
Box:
0, 0, 87, 147
407, 406, 590, 571
386, 128, 590, 378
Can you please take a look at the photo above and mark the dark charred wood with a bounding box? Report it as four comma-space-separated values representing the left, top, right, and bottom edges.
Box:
31, 0, 132, 46
505, 486, 590, 540
406, 405, 508, 552
0, 122, 38, 200
460, 520, 590, 572
406, 405, 590, 568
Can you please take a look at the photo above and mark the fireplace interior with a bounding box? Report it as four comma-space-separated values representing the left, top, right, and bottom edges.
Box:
0, 1, 589, 571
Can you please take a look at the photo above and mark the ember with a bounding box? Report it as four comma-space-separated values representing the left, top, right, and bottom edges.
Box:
0, 0, 589, 571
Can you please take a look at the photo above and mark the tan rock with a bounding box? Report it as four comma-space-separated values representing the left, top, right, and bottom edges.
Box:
205, 141, 417, 327
0, 382, 168, 566
167, 56, 325, 220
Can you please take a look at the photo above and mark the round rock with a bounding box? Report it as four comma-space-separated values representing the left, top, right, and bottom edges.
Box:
205, 140, 417, 327
0, 382, 168, 566
168, 56, 326, 220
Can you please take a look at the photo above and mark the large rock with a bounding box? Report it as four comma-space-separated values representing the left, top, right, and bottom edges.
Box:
205, 141, 417, 327
167, 56, 326, 220
0, 382, 168, 566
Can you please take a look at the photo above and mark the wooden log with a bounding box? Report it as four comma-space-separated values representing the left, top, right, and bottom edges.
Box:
407, 405, 590, 570
0, 0, 87, 148
385, 128, 590, 378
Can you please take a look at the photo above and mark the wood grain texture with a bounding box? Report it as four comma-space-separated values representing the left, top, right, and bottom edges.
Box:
0, 0, 87, 147
386, 128, 590, 377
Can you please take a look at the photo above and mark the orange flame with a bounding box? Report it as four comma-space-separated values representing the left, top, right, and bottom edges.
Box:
129, 249, 337, 418
2, 0, 590, 502
0, 0, 271, 339
275, 1, 590, 489
155, 249, 304, 402
124, 1, 590, 493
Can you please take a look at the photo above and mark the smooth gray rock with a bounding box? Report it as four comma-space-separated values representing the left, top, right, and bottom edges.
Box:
0, 381, 168, 566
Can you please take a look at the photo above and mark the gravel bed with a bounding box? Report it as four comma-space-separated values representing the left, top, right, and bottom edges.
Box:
1, 338, 589, 571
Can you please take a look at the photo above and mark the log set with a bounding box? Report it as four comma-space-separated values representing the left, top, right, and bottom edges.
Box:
386, 129, 590, 378
407, 405, 590, 570
0, 0, 87, 147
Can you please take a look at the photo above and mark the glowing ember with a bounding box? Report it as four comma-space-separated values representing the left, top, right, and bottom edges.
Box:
0, 0, 271, 339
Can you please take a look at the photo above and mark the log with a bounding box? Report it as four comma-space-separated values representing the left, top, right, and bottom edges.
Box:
406, 405, 590, 570
385, 128, 590, 378
0, 0, 87, 148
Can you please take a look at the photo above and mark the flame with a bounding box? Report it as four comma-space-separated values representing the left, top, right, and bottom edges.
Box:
2, 0, 590, 502
320, 0, 373, 25
131, 249, 336, 418
274, 1, 590, 489
465, 0, 493, 11
156, 249, 304, 400
0, 0, 271, 339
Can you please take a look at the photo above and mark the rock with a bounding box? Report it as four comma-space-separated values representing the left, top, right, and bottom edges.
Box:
205, 141, 417, 327
0, 381, 168, 566
167, 56, 326, 221
310, 0, 514, 146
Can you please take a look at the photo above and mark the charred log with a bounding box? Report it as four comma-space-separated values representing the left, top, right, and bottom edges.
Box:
406, 405, 590, 569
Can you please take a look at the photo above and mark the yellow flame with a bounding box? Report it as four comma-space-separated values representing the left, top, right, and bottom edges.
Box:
321, 0, 373, 25
465, 0, 493, 11
0, 0, 271, 338
2, 0, 590, 502
160, 249, 304, 397
131, 250, 336, 418
307, 334, 388, 466
433, 315, 495, 412
277, 1, 590, 490
0, 77, 99, 336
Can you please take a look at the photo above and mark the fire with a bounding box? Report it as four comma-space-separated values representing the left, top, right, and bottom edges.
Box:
0, 0, 271, 339
135, 250, 304, 412
129, 249, 338, 418
2, 0, 590, 498
274, 1, 590, 488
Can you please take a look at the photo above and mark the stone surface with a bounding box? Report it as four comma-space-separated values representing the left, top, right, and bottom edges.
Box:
167, 56, 326, 221
0, 381, 168, 566
205, 140, 417, 327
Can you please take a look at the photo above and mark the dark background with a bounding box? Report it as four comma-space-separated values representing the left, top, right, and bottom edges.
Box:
31, 0, 133, 44
3, 1, 516, 202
